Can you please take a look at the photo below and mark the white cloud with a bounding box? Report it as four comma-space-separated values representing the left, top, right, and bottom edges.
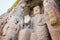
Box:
0, 0, 16, 16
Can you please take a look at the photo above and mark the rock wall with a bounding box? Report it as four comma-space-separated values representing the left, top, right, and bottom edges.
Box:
43, 0, 60, 40
0, 0, 60, 40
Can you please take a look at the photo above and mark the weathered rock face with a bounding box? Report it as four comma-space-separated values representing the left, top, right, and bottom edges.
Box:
2, 14, 21, 40
43, 0, 60, 40
2, 23, 19, 40
1, 0, 28, 40
36, 25, 50, 40
0, 19, 6, 35
43, 0, 60, 25
30, 32, 37, 40
0, 14, 8, 36
0, 0, 60, 40
18, 28, 31, 40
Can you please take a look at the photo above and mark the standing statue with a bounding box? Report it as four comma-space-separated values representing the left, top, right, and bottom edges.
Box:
31, 6, 50, 40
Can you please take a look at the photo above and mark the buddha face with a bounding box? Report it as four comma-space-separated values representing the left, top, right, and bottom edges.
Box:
33, 6, 40, 15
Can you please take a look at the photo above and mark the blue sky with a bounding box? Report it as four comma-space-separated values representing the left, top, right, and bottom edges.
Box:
0, 0, 16, 16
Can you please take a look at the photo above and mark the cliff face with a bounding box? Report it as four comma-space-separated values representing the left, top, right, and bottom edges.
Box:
0, 0, 60, 40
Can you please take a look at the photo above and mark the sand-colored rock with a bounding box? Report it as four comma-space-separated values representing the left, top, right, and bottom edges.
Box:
0, 17, 8, 36
30, 32, 37, 40
18, 28, 31, 40
36, 25, 50, 40
43, 0, 60, 40
1, 0, 60, 40
2, 22, 19, 40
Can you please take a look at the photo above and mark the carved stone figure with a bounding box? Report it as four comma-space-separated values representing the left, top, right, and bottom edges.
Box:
31, 6, 50, 40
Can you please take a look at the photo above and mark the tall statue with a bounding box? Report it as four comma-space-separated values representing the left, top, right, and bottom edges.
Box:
31, 6, 50, 40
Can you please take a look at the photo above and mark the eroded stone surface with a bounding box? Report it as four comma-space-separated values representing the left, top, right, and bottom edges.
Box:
18, 28, 31, 40
30, 32, 37, 40
43, 0, 60, 40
